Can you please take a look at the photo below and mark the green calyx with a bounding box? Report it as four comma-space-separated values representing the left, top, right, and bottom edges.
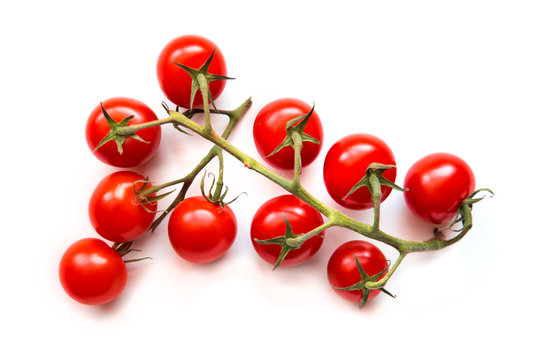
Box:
174, 49, 234, 110
334, 256, 395, 308
112, 241, 152, 263
253, 214, 302, 270
343, 163, 407, 201
133, 178, 175, 214
199, 170, 245, 208
438, 188, 494, 232
93, 103, 149, 154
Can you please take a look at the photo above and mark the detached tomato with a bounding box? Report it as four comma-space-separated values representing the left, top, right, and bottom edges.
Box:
59, 238, 127, 305
156, 34, 227, 109
323, 133, 396, 210
250, 194, 325, 267
327, 240, 387, 303
89, 171, 156, 243
86, 97, 161, 168
404, 152, 475, 224
168, 196, 237, 263
253, 98, 323, 170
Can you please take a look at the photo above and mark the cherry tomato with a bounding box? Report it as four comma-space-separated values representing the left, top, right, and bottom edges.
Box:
59, 238, 127, 305
168, 196, 237, 263
88, 171, 156, 243
323, 133, 396, 210
85, 97, 161, 168
253, 98, 324, 170
327, 240, 387, 303
404, 152, 475, 224
156, 34, 227, 109
250, 194, 325, 267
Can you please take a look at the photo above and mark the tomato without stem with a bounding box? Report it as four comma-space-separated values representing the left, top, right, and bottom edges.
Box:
404, 152, 475, 224
253, 98, 323, 170
59, 238, 127, 305
89, 171, 156, 243
168, 196, 237, 264
327, 240, 388, 303
156, 34, 227, 109
86, 97, 161, 168
250, 194, 325, 267
323, 133, 397, 210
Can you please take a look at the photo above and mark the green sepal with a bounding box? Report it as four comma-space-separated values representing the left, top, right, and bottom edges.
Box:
174, 48, 234, 110
93, 103, 148, 155
342, 163, 407, 201
438, 188, 494, 232
253, 214, 300, 270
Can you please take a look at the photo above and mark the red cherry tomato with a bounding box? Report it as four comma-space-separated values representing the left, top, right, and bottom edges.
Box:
323, 133, 396, 210
250, 194, 325, 267
59, 238, 127, 305
156, 34, 227, 109
404, 152, 475, 224
85, 97, 161, 168
88, 171, 156, 243
253, 98, 324, 170
327, 240, 387, 303
168, 196, 237, 264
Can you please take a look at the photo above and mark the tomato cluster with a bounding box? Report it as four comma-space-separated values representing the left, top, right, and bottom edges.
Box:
60, 34, 480, 308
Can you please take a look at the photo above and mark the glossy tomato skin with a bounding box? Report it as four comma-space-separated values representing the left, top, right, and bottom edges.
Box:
168, 196, 237, 263
327, 240, 387, 303
59, 238, 127, 305
253, 98, 324, 170
86, 97, 161, 168
323, 134, 397, 210
250, 194, 325, 267
404, 152, 475, 224
89, 171, 156, 243
156, 35, 227, 109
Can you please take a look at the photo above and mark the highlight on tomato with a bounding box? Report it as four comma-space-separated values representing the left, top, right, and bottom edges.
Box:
59, 238, 127, 306
404, 152, 476, 224
327, 240, 388, 305
88, 171, 156, 243
156, 34, 227, 109
323, 133, 396, 210
250, 194, 325, 268
253, 98, 324, 170
168, 196, 237, 264
86, 97, 161, 168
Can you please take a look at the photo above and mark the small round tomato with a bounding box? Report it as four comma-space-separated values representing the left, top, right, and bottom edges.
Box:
327, 240, 387, 303
156, 34, 227, 109
89, 171, 156, 243
404, 152, 475, 224
253, 98, 324, 170
168, 196, 237, 263
250, 194, 325, 267
323, 133, 396, 210
59, 238, 127, 305
85, 97, 161, 168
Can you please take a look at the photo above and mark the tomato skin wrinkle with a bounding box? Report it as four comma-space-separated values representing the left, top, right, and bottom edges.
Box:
327, 240, 388, 303
250, 194, 325, 267
168, 196, 237, 264
59, 238, 127, 306
156, 35, 227, 109
86, 97, 161, 168
323, 133, 396, 210
253, 98, 323, 170
404, 152, 475, 224
88, 171, 156, 243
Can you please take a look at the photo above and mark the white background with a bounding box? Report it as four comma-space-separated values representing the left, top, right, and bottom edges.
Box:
1, 0, 538, 358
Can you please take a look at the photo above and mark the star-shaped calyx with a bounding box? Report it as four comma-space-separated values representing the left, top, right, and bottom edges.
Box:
93, 103, 148, 154
174, 49, 234, 109
343, 163, 407, 201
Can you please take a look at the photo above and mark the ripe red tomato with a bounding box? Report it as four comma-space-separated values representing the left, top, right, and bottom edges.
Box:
168, 196, 237, 263
85, 97, 161, 168
156, 34, 227, 109
250, 194, 325, 267
327, 240, 387, 303
88, 171, 156, 243
59, 238, 127, 305
323, 133, 396, 210
404, 152, 475, 224
253, 98, 324, 170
